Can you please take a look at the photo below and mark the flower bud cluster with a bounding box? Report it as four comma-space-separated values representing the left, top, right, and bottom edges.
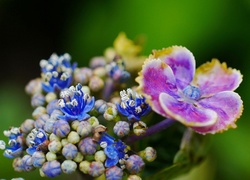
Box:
1, 34, 157, 179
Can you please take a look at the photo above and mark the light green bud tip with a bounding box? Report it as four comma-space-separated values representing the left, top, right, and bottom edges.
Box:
133, 121, 147, 136
103, 106, 119, 121
67, 131, 80, 144
61, 160, 77, 174
94, 150, 106, 162
46, 152, 57, 161
79, 160, 90, 174
48, 140, 62, 153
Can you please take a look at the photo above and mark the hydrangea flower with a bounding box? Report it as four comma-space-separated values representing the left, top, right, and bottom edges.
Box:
58, 83, 95, 121
40, 53, 77, 92
99, 133, 126, 167
117, 88, 151, 121
136, 46, 243, 134
26, 128, 48, 155
3, 127, 24, 158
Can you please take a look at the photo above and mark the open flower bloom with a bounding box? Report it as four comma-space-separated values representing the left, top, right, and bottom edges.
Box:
58, 83, 95, 121
136, 46, 243, 134
40, 53, 77, 92
99, 133, 126, 168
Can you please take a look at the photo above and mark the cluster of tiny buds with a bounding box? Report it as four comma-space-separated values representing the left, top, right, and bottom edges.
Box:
0, 50, 156, 180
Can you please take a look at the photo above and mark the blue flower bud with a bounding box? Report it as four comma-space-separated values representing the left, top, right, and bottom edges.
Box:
95, 99, 108, 114
105, 166, 123, 180
44, 119, 56, 134
31, 93, 45, 108
20, 119, 35, 135
77, 121, 92, 137
32, 106, 46, 119
25, 78, 42, 95
125, 155, 145, 174
42, 160, 62, 178
78, 137, 97, 155
21, 155, 35, 172
50, 109, 63, 120
89, 76, 104, 92
74, 67, 93, 84
32, 151, 46, 167
88, 161, 105, 177
35, 114, 49, 129
13, 158, 25, 172
46, 99, 60, 115
52, 120, 70, 138
89, 56, 106, 69
62, 143, 78, 160
113, 121, 130, 137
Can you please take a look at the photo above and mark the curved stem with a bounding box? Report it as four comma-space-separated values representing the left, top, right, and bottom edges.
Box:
126, 118, 176, 144
103, 78, 114, 101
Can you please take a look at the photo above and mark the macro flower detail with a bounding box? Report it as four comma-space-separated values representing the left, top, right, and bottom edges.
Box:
136, 46, 243, 134
99, 133, 126, 168
106, 56, 130, 82
26, 128, 48, 155
40, 53, 77, 92
58, 83, 95, 121
3, 127, 24, 158
117, 88, 151, 121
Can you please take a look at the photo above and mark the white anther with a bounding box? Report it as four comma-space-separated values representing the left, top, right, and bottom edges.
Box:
8, 139, 16, 146
120, 90, 129, 102
129, 100, 135, 107
10, 127, 20, 135
31, 128, 39, 135
58, 99, 65, 108
100, 141, 107, 148
50, 53, 58, 61
52, 71, 58, 78
71, 99, 78, 106
37, 132, 44, 138
83, 93, 90, 101
5, 149, 12, 155
45, 72, 52, 81
60, 72, 69, 81
120, 165, 126, 170
46, 64, 54, 71
63, 53, 71, 61
40, 59, 48, 68
60, 90, 71, 98
29, 140, 35, 146
0, 140, 6, 150
120, 102, 127, 109
127, 88, 134, 96
69, 85, 76, 92
3, 130, 11, 137
135, 106, 142, 113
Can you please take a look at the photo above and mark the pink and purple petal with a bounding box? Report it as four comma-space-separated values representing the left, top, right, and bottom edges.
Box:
193, 59, 242, 96
159, 92, 217, 127
149, 46, 196, 89
192, 91, 243, 134
136, 59, 178, 115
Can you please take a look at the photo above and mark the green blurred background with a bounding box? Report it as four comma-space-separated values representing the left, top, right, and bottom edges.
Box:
0, 0, 250, 179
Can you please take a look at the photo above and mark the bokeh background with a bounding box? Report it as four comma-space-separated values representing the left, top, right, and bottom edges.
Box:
0, 0, 250, 179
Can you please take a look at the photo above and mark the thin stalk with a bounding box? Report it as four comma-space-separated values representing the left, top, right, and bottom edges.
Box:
126, 118, 175, 144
